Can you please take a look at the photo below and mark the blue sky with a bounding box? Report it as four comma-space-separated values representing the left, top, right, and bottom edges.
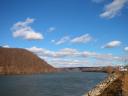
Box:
0, 0, 128, 67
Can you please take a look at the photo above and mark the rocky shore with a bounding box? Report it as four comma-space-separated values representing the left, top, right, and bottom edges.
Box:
83, 73, 122, 96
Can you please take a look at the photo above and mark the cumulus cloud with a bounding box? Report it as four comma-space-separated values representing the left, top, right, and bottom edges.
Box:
82, 51, 122, 61
26, 46, 123, 67
27, 46, 79, 58
47, 27, 56, 32
102, 40, 121, 48
26, 46, 43, 53
100, 0, 128, 18
55, 36, 70, 45
26, 46, 55, 57
70, 34, 93, 43
2, 45, 10, 48
58, 48, 80, 57
49, 59, 90, 68
26, 46, 121, 61
124, 47, 128, 52
12, 18, 43, 40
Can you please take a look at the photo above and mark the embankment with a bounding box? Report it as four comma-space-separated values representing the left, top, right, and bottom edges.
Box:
83, 73, 122, 96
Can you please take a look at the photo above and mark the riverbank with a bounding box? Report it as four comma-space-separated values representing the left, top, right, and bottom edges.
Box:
84, 71, 128, 96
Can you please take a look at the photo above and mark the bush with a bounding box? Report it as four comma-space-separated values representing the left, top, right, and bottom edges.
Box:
122, 72, 128, 96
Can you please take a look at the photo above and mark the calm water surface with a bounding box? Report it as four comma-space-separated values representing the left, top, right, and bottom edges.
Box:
0, 72, 107, 96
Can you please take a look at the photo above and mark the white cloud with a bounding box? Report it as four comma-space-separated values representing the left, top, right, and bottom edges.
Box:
26, 46, 123, 67
47, 27, 56, 32
49, 59, 89, 68
27, 46, 121, 61
55, 36, 70, 45
26, 46, 55, 57
12, 18, 43, 40
83, 51, 94, 57
57, 48, 80, 57
124, 47, 128, 52
102, 40, 121, 48
52, 34, 93, 45
2, 45, 10, 48
100, 0, 128, 18
70, 34, 93, 43
94, 54, 121, 61
27, 47, 79, 58
26, 46, 43, 53
59, 48, 78, 53
82, 51, 122, 61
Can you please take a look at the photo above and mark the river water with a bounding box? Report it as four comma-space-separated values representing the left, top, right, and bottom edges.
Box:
0, 72, 107, 96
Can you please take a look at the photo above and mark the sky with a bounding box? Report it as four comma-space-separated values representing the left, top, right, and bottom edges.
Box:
0, 0, 128, 67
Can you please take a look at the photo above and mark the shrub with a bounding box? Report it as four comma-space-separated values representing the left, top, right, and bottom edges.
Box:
122, 72, 128, 96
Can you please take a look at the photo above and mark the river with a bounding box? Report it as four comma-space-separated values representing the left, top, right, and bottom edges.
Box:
0, 72, 107, 96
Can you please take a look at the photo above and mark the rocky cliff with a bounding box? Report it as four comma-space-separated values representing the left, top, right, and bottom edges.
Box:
0, 48, 56, 74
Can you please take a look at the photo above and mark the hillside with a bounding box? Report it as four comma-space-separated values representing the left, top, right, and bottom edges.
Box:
0, 48, 56, 74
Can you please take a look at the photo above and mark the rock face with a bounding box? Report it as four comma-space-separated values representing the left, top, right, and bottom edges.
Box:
0, 48, 56, 74
83, 73, 121, 96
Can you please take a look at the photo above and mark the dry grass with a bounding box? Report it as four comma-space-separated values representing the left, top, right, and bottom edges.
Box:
103, 66, 128, 96
101, 66, 123, 96
99, 78, 122, 96
122, 72, 128, 96
105, 66, 114, 74
105, 66, 120, 74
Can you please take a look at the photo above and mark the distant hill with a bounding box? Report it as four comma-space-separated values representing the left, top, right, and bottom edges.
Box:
0, 48, 56, 74
57, 67, 105, 72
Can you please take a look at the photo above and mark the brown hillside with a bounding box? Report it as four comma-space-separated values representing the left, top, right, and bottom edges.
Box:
0, 48, 56, 74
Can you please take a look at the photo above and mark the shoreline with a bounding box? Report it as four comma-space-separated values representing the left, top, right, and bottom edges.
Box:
83, 72, 128, 96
